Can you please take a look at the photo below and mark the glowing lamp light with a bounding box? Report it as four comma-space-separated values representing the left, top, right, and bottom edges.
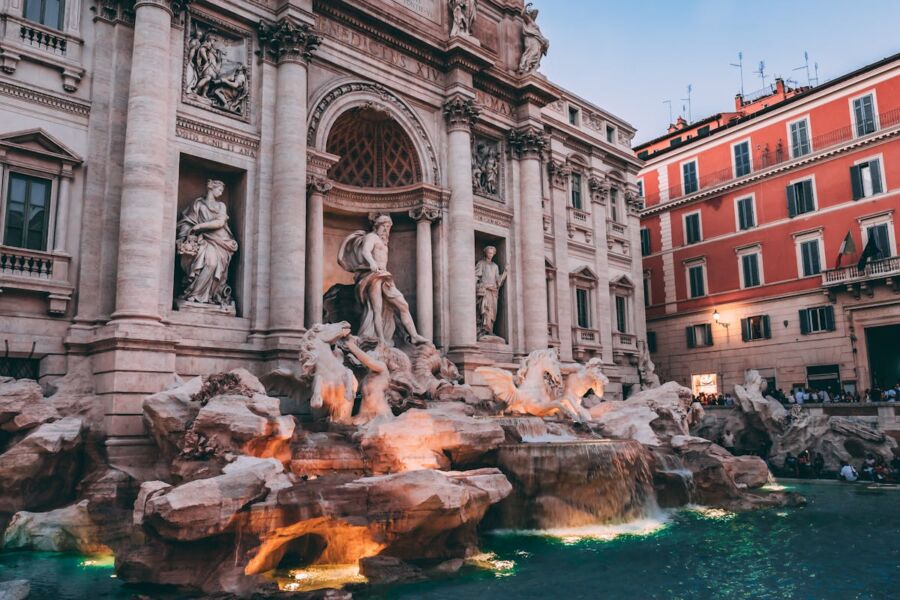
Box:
713, 309, 721, 322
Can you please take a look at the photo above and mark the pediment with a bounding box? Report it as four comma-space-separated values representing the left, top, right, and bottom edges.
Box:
570, 265, 599, 281
610, 274, 635, 289
0, 129, 83, 163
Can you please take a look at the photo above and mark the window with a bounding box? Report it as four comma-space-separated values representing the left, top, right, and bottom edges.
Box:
23, 0, 64, 30
790, 119, 811, 157
575, 288, 591, 328
740, 251, 762, 288
741, 315, 771, 342
799, 305, 836, 334
686, 323, 713, 348
687, 263, 706, 298
606, 125, 616, 144
682, 160, 698, 194
786, 179, 815, 217
865, 223, 891, 260
670, 137, 682, 148
643, 272, 651, 307
697, 125, 711, 137
684, 212, 702, 244
615, 295, 628, 333
610, 188, 620, 222
637, 180, 644, 197
799, 239, 822, 277
640, 228, 651, 256
852, 94, 877, 137
4, 173, 51, 251
736, 196, 755, 230
851, 159, 883, 200
568, 106, 580, 126
733, 141, 751, 177
647, 331, 657, 353
570, 173, 583, 209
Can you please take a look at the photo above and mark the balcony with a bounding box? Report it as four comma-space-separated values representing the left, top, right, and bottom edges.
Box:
821, 255, 900, 299
571, 326, 601, 360
613, 331, 637, 349
0, 14, 85, 91
643, 105, 900, 209
566, 206, 593, 246
0, 245, 73, 314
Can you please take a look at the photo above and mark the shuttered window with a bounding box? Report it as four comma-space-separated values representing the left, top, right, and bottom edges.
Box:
799, 306, 836, 334
866, 223, 891, 260
799, 240, 821, 277
688, 264, 705, 298
736, 196, 755, 230
741, 315, 771, 342
790, 120, 811, 157
682, 161, 698, 194
640, 228, 652, 256
786, 179, 815, 217
853, 94, 876, 137
850, 159, 883, 200
685, 212, 702, 244
733, 141, 751, 177
686, 323, 713, 348
741, 253, 761, 288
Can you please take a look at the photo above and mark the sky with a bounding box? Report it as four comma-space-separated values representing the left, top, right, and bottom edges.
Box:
531, 0, 900, 144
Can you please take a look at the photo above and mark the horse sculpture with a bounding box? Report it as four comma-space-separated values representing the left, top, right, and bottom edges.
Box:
560, 358, 609, 422
476, 348, 566, 417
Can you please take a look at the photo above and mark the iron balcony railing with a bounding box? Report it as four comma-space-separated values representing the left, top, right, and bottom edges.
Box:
822, 255, 900, 286
645, 106, 900, 206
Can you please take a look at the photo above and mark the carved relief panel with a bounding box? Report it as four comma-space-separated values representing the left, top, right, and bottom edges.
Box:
183, 13, 252, 121
472, 135, 503, 202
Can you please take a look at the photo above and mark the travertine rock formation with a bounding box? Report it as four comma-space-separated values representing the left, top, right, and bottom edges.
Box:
2, 500, 110, 554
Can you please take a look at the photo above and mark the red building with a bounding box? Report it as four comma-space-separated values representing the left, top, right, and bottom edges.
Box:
637, 53, 900, 398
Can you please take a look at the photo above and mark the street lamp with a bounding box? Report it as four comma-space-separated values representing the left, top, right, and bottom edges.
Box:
713, 308, 729, 330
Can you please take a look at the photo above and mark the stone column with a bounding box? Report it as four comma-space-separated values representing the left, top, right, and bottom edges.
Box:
589, 175, 614, 364
547, 159, 574, 361
443, 95, 481, 350
111, 0, 184, 323
510, 127, 549, 351
53, 168, 73, 253
305, 175, 331, 326
410, 205, 441, 340
258, 18, 320, 335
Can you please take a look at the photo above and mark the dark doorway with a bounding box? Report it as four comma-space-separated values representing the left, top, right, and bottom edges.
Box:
866, 324, 900, 389
806, 364, 841, 396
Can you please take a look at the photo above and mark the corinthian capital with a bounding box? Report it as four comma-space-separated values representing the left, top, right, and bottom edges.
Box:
307, 174, 333, 195
507, 126, 547, 159
443, 95, 481, 131
588, 175, 609, 204
547, 160, 571, 190
410, 205, 442, 223
257, 18, 321, 64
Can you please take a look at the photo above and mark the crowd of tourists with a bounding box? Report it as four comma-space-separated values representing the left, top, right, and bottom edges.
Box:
692, 392, 735, 406
767, 383, 900, 405
781, 450, 900, 484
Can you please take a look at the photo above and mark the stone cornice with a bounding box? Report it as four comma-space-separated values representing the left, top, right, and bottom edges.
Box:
325, 182, 447, 215
474, 201, 513, 228
443, 95, 481, 131
0, 80, 90, 117
640, 124, 900, 217
175, 115, 260, 157
257, 18, 321, 64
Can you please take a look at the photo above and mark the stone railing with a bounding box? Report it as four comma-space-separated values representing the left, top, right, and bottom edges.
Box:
607, 219, 628, 238
0, 245, 73, 314
572, 326, 601, 347
19, 23, 68, 55
822, 255, 900, 286
566, 206, 590, 226
613, 331, 637, 349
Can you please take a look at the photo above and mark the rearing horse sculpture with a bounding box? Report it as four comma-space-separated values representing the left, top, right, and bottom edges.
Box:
560, 358, 609, 422
476, 348, 566, 417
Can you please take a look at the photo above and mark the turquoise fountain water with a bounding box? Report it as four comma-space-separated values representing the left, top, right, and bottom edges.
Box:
1, 482, 897, 599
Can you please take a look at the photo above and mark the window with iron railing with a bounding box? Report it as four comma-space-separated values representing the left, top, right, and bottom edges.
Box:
733, 141, 751, 177
853, 94, 877, 137
790, 119, 811, 158
4, 173, 51, 251
851, 159, 883, 200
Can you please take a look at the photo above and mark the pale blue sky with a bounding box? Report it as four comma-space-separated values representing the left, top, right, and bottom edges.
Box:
531, 0, 900, 143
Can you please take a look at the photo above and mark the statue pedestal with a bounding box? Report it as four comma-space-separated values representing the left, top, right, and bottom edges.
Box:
175, 299, 236, 317
477, 334, 506, 345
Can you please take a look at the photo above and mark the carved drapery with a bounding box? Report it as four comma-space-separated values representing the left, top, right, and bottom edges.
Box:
257, 18, 320, 64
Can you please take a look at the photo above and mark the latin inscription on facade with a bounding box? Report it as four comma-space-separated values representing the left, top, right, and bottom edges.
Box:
390, 0, 440, 23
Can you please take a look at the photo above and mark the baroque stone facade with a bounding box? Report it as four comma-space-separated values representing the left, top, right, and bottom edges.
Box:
0, 0, 643, 446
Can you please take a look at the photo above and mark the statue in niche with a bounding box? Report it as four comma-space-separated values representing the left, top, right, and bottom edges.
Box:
449, 0, 477, 38
475, 246, 508, 340
472, 141, 500, 197
185, 22, 249, 116
175, 179, 238, 309
517, 3, 549, 75
338, 214, 429, 346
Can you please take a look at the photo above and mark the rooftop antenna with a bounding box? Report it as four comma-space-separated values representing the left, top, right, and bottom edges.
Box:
754, 60, 768, 89
730, 51, 745, 97
681, 84, 693, 123
793, 51, 813, 87
663, 99, 673, 125
813, 62, 820, 86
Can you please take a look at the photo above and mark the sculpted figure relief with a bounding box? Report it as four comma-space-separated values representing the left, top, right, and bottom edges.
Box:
185, 24, 249, 116
449, 0, 477, 38
338, 215, 428, 346
639, 343, 661, 390
517, 3, 549, 75
472, 141, 500, 197
176, 179, 238, 308
475, 246, 508, 339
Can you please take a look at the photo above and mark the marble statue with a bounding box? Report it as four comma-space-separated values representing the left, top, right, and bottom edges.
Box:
560, 358, 609, 422
449, 0, 477, 38
343, 337, 394, 423
299, 322, 358, 424
475, 246, 508, 339
476, 349, 567, 418
175, 179, 238, 308
338, 214, 428, 346
185, 26, 249, 115
638, 343, 661, 390
517, 3, 549, 75
472, 141, 500, 196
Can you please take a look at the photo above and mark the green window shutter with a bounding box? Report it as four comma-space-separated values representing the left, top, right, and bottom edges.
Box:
799, 309, 810, 335
740, 318, 750, 342
686, 326, 696, 349
850, 164, 863, 200
705, 324, 714, 346
801, 180, 814, 212
762, 315, 771, 339
870, 160, 883, 194
824, 306, 836, 332
786, 184, 797, 217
